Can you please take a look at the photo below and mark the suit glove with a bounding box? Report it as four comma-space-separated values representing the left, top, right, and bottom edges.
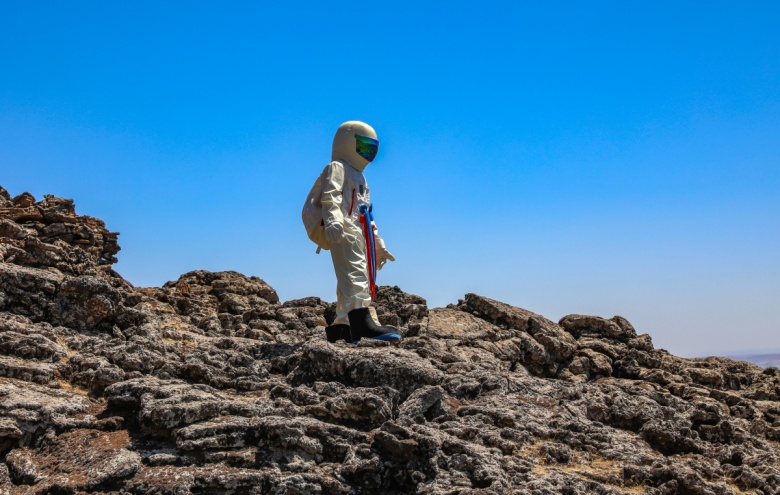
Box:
375, 236, 395, 270
324, 222, 344, 243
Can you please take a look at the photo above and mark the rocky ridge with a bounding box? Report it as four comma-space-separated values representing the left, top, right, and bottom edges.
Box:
0, 185, 778, 494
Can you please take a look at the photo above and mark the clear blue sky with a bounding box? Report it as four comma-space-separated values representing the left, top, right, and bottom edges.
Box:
2, 2, 778, 357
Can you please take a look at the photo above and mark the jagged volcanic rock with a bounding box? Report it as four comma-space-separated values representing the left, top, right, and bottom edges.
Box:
0, 185, 778, 494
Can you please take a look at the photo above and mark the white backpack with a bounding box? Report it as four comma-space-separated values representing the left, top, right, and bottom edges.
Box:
301, 165, 334, 253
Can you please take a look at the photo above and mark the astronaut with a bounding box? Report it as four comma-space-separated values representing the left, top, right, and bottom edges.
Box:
320, 121, 400, 343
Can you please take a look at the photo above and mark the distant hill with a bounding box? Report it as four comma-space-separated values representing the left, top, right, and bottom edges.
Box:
729, 353, 780, 368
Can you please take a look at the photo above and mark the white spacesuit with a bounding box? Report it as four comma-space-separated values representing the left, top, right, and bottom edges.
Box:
320, 121, 400, 343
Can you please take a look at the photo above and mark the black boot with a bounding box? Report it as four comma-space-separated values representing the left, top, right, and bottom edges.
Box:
325, 324, 353, 343
347, 308, 401, 342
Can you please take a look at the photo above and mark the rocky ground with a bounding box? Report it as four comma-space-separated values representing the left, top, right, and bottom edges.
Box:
0, 185, 778, 495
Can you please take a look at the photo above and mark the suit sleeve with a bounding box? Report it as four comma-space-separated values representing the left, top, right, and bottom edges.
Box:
321, 161, 345, 228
